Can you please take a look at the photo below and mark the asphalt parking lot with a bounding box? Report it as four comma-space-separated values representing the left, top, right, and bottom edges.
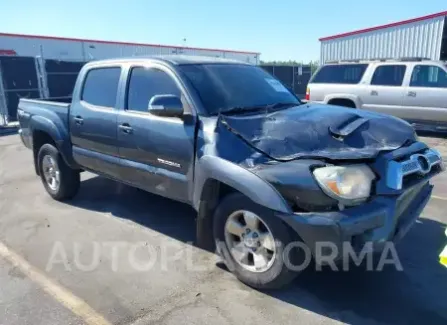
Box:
1, 133, 447, 325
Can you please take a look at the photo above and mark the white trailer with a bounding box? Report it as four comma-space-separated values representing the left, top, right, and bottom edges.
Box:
319, 11, 447, 64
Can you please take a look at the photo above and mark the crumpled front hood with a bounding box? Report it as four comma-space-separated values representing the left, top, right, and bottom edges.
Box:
219, 104, 416, 161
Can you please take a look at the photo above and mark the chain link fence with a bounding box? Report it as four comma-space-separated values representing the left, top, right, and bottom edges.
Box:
1, 59, 315, 125
261, 65, 312, 99
0, 56, 84, 125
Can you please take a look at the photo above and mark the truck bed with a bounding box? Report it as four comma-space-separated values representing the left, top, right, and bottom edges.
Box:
19, 97, 70, 114
17, 98, 71, 149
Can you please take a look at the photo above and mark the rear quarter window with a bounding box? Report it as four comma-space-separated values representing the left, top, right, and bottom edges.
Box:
311, 64, 368, 84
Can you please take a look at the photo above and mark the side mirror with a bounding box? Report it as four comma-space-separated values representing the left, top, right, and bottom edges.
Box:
148, 94, 183, 117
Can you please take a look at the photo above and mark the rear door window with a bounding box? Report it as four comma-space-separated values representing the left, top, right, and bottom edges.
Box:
81, 67, 121, 107
370, 65, 406, 86
410, 65, 447, 88
311, 64, 368, 84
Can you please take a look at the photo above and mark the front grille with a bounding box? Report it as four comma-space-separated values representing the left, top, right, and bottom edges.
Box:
386, 148, 442, 190
428, 155, 439, 164
402, 164, 443, 188
402, 161, 419, 173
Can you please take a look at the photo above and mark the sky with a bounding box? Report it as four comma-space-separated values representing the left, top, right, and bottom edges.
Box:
0, 0, 446, 62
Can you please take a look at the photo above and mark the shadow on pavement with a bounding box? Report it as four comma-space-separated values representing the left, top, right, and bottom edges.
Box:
268, 217, 447, 325
68, 175, 197, 243
68, 175, 447, 325
417, 130, 447, 139
0, 127, 18, 137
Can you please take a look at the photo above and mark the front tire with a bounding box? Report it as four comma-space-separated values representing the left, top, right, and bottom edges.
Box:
38, 144, 80, 201
213, 193, 303, 289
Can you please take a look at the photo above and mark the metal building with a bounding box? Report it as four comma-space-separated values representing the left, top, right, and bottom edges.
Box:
0, 33, 260, 125
0, 33, 260, 63
320, 11, 447, 63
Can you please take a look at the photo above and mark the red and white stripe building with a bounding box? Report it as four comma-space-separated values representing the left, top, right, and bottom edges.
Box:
319, 11, 447, 63
0, 33, 260, 125
0, 33, 260, 63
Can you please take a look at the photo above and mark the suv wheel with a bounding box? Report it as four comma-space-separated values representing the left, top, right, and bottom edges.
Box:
213, 193, 303, 289
329, 98, 356, 108
38, 144, 80, 201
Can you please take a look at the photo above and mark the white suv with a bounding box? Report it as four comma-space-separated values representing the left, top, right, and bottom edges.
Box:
307, 59, 447, 132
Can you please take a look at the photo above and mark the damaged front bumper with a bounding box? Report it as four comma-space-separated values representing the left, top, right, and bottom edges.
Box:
277, 181, 433, 261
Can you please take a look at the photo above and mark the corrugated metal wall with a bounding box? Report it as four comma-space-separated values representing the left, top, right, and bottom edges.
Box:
0, 34, 260, 64
320, 16, 446, 63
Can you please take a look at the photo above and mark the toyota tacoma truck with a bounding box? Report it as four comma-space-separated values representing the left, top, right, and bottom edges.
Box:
17, 56, 444, 289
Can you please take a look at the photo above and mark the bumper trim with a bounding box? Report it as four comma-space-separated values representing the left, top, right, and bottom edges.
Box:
393, 183, 433, 242
278, 182, 433, 257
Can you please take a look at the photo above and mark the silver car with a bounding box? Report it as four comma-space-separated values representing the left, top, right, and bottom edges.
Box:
307, 58, 447, 131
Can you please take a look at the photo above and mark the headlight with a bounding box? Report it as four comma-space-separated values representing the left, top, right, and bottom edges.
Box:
313, 165, 375, 204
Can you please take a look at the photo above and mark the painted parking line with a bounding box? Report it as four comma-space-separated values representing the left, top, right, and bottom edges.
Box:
0, 241, 112, 325
431, 195, 447, 202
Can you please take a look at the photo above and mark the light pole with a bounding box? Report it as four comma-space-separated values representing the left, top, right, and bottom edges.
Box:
179, 38, 187, 54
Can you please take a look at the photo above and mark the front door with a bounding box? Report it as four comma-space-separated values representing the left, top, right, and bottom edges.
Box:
402, 64, 447, 127
117, 65, 196, 203
361, 64, 406, 119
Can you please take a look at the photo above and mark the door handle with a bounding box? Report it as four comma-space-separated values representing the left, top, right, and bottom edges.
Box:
118, 124, 133, 134
370, 90, 378, 96
74, 116, 84, 125
407, 91, 417, 97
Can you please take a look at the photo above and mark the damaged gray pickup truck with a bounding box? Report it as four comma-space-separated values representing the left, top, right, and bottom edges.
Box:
17, 56, 444, 289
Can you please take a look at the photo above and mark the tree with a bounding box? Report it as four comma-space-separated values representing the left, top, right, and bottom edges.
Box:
308, 60, 320, 75
260, 60, 301, 66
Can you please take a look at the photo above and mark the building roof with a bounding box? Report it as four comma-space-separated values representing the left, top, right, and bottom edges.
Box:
0, 32, 260, 55
91, 55, 251, 65
319, 11, 447, 42
154, 55, 251, 65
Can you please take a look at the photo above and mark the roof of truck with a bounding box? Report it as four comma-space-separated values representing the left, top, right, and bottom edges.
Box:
87, 55, 251, 66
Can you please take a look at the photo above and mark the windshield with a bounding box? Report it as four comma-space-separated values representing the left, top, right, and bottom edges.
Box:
178, 64, 300, 115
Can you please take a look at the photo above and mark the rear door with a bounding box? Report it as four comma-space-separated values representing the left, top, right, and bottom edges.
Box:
402, 64, 447, 127
116, 63, 196, 203
361, 64, 407, 117
69, 66, 122, 179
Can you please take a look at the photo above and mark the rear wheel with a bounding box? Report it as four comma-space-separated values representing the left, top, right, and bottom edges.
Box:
213, 193, 304, 289
38, 144, 80, 201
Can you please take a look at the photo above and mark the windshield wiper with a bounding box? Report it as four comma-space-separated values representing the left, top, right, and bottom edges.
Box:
219, 105, 267, 115
265, 102, 301, 111
219, 102, 301, 116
